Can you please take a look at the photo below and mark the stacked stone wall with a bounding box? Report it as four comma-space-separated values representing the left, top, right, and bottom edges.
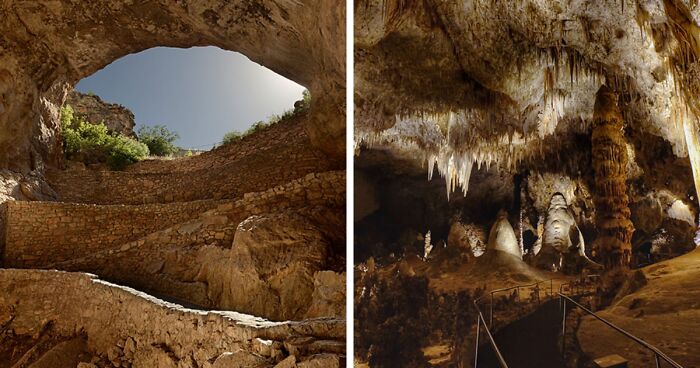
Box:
3, 171, 345, 271
46, 116, 340, 204
3, 199, 224, 267
0, 269, 344, 366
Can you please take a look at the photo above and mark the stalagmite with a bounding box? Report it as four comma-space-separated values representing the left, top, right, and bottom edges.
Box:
591, 85, 635, 268
486, 210, 522, 259
683, 116, 700, 211
535, 193, 601, 273
423, 230, 433, 260
685, 118, 700, 246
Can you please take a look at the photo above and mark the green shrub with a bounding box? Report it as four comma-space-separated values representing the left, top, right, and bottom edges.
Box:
222, 131, 243, 144
137, 125, 179, 156
60, 104, 149, 170
297, 89, 311, 112
244, 120, 269, 136
220, 90, 311, 147
107, 135, 150, 170
185, 150, 193, 157
60, 104, 74, 128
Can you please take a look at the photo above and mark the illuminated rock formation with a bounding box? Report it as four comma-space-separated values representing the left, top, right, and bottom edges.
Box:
447, 221, 487, 257
486, 211, 522, 259
591, 86, 635, 268
536, 193, 600, 273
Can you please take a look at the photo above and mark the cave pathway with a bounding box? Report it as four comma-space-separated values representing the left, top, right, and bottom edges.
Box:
477, 299, 566, 368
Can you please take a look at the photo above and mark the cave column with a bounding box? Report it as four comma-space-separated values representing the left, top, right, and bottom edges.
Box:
591, 85, 635, 268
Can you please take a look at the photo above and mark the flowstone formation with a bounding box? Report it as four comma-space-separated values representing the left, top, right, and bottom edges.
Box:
536, 193, 599, 273
355, 0, 700, 271
486, 210, 521, 259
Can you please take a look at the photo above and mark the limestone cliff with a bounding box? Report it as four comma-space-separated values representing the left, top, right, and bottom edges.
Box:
66, 90, 136, 137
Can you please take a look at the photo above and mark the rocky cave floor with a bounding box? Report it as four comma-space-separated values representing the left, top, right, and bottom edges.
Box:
353, 136, 699, 367
577, 247, 700, 367
355, 245, 700, 367
0, 115, 346, 368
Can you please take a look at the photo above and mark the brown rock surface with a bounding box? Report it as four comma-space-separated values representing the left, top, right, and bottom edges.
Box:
2, 171, 346, 322
577, 248, 700, 367
0, 269, 345, 367
196, 208, 343, 321
591, 86, 635, 268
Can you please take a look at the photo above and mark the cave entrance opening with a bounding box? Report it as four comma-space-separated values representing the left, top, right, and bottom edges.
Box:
62, 46, 308, 170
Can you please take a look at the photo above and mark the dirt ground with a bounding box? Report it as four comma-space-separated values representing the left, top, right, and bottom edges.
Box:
577, 248, 700, 367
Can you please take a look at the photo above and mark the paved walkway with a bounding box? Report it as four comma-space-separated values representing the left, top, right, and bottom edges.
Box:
477, 299, 566, 368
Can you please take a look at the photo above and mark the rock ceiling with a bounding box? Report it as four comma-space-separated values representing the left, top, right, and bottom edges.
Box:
355, 0, 700, 202
0, 0, 345, 172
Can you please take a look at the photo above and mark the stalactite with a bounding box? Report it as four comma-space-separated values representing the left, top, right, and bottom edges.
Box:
591, 86, 635, 268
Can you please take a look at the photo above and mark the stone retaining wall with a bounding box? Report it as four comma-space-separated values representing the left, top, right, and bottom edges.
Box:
0, 269, 344, 367
3, 171, 345, 270
46, 116, 340, 205
2, 199, 224, 267
0, 172, 345, 320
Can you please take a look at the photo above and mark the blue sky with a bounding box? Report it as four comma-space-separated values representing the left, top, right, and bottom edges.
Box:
76, 46, 306, 149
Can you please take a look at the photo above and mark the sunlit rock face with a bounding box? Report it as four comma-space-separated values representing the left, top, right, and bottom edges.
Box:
66, 90, 136, 138
196, 210, 342, 320
0, 0, 345, 172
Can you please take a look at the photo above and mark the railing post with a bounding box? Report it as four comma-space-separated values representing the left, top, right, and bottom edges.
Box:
474, 315, 481, 368
655, 353, 661, 368
550, 279, 553, 298
561, 296, 567, 354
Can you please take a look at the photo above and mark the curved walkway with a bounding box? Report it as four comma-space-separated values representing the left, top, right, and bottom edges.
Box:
477, 299, 565, 368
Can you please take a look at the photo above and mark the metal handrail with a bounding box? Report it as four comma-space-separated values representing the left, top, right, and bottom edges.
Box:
473, 278, 557, 368
474, 278, 556, 329
471, 275, 598, 368
473, 301, 509, 368
558, 274, 600, 295
558, 293, 684, 368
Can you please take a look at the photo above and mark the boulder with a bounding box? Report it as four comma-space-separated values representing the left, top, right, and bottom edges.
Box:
196, 210, 335, 320
212, 351, 268, 368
